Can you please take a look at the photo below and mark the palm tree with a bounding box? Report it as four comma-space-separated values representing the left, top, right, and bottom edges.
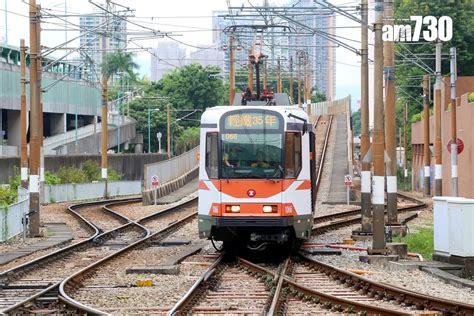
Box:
101, 50, 139, 82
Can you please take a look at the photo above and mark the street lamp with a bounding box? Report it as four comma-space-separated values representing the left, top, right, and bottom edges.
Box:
147, 108, 160, 153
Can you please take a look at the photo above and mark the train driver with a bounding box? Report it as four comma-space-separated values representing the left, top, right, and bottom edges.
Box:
250, 151, 270, 168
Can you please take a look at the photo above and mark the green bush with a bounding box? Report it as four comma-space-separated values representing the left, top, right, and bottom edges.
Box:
44, 171, 60, 185
108, 168, 122, 181
57, 167, 88, 184
411, 112, 423, 123
82, 160, 101, 182
468, 92, 474, 103
0, 186, 17, 208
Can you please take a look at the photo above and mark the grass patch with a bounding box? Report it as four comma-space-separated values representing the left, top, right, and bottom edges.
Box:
394, 225, 434, 260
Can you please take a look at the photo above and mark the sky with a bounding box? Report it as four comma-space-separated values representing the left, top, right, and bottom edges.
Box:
1, 0, 371, 114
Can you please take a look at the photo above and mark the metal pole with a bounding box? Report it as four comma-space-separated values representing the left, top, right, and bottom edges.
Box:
4, 0, 7, 43
263, 56, 268, 89
359, 0, 372, 234
28, 0, 40, 237
404, 102, 408, 191
383, 0, 397, 225
248, 49, 253, 93
167, 103, 171, 158
229, 36, 235, 105
147, 108, 151, 153
297, 54, 301, 106
450, 47, 458, 196
277, 57, 282, 93
434, 41, 443, 196
371, 0, 386, 253
289, 56, 294, 104
20, 39, 28, 189
423, 75, 431, 196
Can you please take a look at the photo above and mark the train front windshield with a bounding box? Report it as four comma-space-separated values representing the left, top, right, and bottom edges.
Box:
221, 133, 283, 179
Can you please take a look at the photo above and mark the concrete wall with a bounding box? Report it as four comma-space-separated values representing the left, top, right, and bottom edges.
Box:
41, 181, 141, 203
411, 92, 474, 198
0, 188, 29, 242
0, 153, 168, 183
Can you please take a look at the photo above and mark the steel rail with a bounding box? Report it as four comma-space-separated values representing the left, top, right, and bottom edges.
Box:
59, 197, 198, 315
298, 253, 474, 315
0, 197, 143, 314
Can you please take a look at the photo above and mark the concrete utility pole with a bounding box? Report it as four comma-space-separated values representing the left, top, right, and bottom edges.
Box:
167, 103, 171, 159
101, 1, 109, 187
359, 0, 372, 234
229, 35, 235, 105
28, 0, 40, 237
383, 0, 397, 224
434, 41, 443, 196
37, 13, 44, 186
247, 49, 253, 93
289, 56, 294, 103
20, 39, 28, 189
450, 47, 458, 196
423, 74, 431, 196
371, 0, 386, 253
404, 102, 408, 191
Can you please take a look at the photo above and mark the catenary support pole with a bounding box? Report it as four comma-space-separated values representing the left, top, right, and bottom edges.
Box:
359, 0, 372, 233
167, 103, 171, 159
383, 0, 397, 224
101, 5, 109, 191
297, 54, 301, 106
450, 47, 458, 196
229, 35, 235, 105
277, 57, 282, 93
404, 102, 408, 191
289, 56, 294, 104
423, 75, 431, 196
370, 0, 386, 253
247, 49, 253, 93
28, 0, 40, 237
434, 41, 443, 196
20, 39, 28, 189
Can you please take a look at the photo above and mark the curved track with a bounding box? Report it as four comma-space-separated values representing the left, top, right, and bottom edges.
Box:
58, 197, 198, 314
0, 197, 196, 314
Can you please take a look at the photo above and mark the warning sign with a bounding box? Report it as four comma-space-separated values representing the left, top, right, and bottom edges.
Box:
344, 175, 353, 187
151, 175, 159, 187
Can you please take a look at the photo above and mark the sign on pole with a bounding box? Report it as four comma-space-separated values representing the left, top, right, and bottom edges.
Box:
151, 175, 159, 205
344, 175, 353, 186
344, 174, 352, 205
447, 138, 464, 155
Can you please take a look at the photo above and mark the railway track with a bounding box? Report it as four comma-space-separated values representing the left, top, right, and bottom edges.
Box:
0, 196, 196, 314
58, 197, 198, 314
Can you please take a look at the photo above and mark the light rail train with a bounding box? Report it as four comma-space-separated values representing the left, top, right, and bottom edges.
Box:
198, 105, 316, 251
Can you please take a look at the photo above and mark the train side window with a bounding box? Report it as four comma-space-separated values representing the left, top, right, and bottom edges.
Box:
205, 132, 218, 179
285, 132, 302, 178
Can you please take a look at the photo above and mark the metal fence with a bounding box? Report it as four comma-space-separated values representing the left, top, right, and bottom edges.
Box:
41, 181, 142, 203
0, 187, 29, 242
144, 146, 199, 190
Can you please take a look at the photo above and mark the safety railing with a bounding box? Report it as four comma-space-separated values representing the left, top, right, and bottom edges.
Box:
0, 187, 29, 242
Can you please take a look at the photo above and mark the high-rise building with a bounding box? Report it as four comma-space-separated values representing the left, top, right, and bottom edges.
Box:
185, 47, 225, 70
79, 4, 127, 76
212, 1, 336, 100
150, 40, 186, 81
289, 0, 336, 100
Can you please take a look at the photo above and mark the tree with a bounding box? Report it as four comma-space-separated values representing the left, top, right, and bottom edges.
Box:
352, 109, 361, 136
157, 63, 226, 111
101, 50, 139, 81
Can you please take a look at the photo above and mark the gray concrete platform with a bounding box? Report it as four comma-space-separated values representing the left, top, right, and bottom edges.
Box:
0, 223, 73, 265
154, 178, 198, 204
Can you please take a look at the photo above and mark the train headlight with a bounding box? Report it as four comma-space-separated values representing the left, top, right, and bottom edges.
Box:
226, 205, 241, 213
262, 205, 277, 213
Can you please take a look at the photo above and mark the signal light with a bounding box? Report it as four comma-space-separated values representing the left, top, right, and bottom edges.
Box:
225, 205, 240, 213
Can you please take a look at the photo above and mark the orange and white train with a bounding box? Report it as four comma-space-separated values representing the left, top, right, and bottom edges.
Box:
198, 105, 316, 251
